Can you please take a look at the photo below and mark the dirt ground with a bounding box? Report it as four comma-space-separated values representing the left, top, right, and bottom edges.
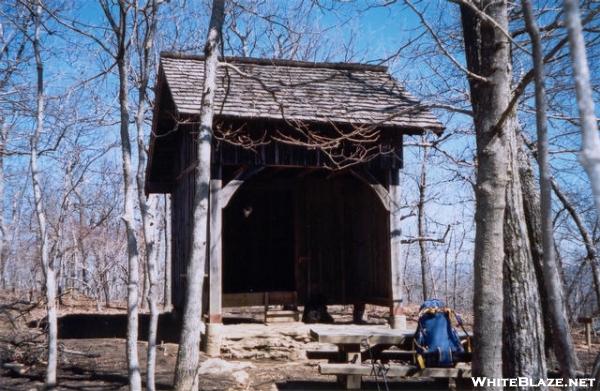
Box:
0, 292, 598, 390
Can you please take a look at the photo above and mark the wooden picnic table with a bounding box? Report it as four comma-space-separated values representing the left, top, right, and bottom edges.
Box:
308, 326, 471, 390
309, 326, 414, 389
310, 327, 415, 345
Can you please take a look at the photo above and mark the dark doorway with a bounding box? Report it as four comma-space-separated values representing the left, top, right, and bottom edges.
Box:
222, 168, 391, 305
223, 172, 295, 293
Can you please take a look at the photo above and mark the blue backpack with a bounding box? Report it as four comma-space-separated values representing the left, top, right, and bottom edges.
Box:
413, 299, 467, 368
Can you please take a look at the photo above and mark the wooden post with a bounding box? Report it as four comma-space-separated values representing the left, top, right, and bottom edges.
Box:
339, 344, 362, 389
578, 317, 594, 349
205, 171, 223, 357
163, 194, 173, 311
208, 177, 223, 323
264, 292, 269, 324
389, 169, 406, 330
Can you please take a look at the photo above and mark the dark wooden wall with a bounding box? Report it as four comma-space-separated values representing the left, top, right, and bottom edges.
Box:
294, 173, 391, 305
213, 117, 403, 171
171, 124, 196, 307
170, 121, 397, 308
221, 170, 391, 306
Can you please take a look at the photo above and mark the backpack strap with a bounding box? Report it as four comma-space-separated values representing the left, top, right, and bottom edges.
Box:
454, 310, 472, 353
413, 320, 427, 369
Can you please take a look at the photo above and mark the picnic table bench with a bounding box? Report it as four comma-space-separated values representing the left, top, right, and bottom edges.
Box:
308, 326, 471, 390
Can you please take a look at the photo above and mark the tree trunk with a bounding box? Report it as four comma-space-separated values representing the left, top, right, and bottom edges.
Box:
141, 257, 149, 310
73, 190, 89, 296
551, 180, 600, 307
144, 197, 160, 391
525, 0, 580, 380
102, 253, 111, 307
460, 1, 511, 385
137, 189, 159, 391
418, 143, 434, 300
502, 114, 547, 388
31, 2, 57, 388
518, 147, 554, 356
562, 0, 600, 312
110, 1, 142, 388
132, 1, 160, 386
173, 0, 225, 389
564, 0, 600, 215
0, 122, 7, 290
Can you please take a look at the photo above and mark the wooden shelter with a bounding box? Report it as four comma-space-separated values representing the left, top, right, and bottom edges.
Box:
145, 52, 443, 331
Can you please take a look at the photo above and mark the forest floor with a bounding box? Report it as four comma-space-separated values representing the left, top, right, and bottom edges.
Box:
0, 291, 597, 390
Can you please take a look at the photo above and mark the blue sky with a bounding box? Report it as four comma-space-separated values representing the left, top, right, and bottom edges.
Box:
3, 0, 598, 303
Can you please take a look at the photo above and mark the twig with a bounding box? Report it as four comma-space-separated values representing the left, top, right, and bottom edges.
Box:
448, 0, 532, 55
405, 0, 488, 83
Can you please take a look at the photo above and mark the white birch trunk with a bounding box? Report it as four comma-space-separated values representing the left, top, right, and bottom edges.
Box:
564, 0, 600, 215
132, 1, 161, 387
524, 0, 579, 380
31, 2, 57, 388
551, 180, 600, 306
144, 197, 160, 391
417, 143, 435, 300
0, 121, 7, 290
173, 0, 225, 389
120, 76, 142, 391
110, 1, 142, 388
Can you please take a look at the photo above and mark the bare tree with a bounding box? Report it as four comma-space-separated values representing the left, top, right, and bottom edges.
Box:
563, 0, 600, 215
132, 0, 162, 388
98, 0, 142, 388
551, 179, 600, 307
502, 115, 547, 388
173, 0, 225, 389
523, 0, 579, 380
0, 0, 30, 292
417, 140, 435, 300
0, 122, 8, 290
29, 0, 57, 387
460, 1, 511, 385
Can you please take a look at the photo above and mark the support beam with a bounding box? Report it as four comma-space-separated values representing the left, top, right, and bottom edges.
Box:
389, 169, 406, 330
221, 166, 264, 207
163, 194, 172, 310
350, 169, 391, 211
208, 177, 223, 323
205, 173, 223, 357
203, 323, 222, 358
205, 166, 264, 356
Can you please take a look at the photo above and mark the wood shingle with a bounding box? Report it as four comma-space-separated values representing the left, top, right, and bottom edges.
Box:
159, 52, 444, 132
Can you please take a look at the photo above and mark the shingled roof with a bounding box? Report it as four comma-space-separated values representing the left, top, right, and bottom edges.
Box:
158, 52, 443, 132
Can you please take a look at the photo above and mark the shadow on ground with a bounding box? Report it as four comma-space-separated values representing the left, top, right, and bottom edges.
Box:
1, 366, 174, 391
33, 312, 292, 342
28, 312, 183, 343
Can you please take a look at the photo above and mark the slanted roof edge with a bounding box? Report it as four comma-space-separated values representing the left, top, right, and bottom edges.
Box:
160, 51, 388, 73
